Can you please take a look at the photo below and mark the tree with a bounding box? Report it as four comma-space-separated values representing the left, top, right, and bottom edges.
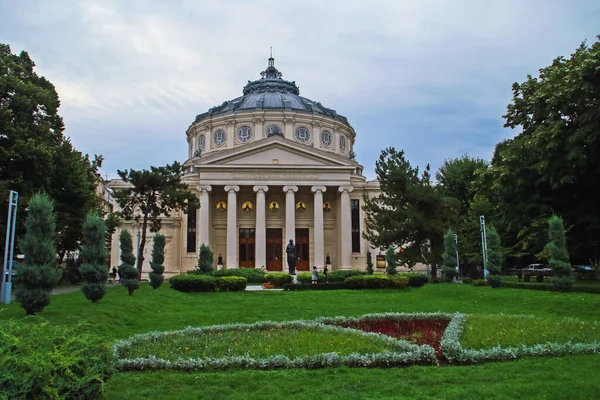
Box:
149, 234, 166, 289
544, 215, 574, 292
441, 229, 458, 282
435, 155, 488, 217
113, 162, 198, 277
196, 244, 214, 274
14, 193, 62, 315
118, 230, 140, 296
385, 246, 397, 275
0, 43, 104, 261
79, 214, 109, 302
486, 227, 503, 288
366, 251, 374, 275
459, 194, 495, 265
363, 147, 457, 276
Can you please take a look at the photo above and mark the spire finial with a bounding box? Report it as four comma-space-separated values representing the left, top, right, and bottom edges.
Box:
268, 47, 274, 68
270, 46, 273, 58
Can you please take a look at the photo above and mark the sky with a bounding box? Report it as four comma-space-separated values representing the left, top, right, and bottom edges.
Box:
1, 0, 598, 181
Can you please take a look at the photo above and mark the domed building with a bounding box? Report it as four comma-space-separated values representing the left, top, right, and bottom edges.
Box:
109, 56, 381, 275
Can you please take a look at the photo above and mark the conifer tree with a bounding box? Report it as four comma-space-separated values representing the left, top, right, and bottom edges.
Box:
118, 230, 140, 295
79, 214, 109, 302
196, 244, 214, 274
149, 234, 165, 289
544, 215, 574, 292
486, 227, 503, 288
442, 229, 458, 282
15, 193, 62, 315
385, 246, 397, 275
366, 251, 374, 275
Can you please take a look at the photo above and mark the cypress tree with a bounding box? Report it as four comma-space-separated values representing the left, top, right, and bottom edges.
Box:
118, 230, 140, 295
544, 215, 574, 292
441, 229, 459, 282
196, 244, 214, 274
486, 227, 503, 288
385, 246, 397, 275
79, 214, 109, 302
15, 193, 62, 315
149, 234, 165, 289
366, 251, 374, 275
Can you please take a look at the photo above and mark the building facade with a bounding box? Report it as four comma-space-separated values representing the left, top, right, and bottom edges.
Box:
109, 57, 382, 276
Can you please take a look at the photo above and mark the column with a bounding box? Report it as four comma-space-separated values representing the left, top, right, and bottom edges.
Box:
283, 186, 298, 246
339, 186, 354, 269
224, 185, 239, 269
196, 185, 212, 248
253, 185, 269, 269
311, 186, 326, 269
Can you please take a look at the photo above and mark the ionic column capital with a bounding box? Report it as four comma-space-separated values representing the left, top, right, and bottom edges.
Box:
253, 185, 269, 193
311, 186, 327, 193
224, 185, 240, 193
196, 185, 212, 193
283, 185, 298, 193
338, 185, 354, 193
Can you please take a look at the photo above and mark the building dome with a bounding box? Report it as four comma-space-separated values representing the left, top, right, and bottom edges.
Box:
193, 56, 348, 125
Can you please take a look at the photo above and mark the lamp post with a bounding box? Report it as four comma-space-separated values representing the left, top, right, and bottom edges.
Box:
136, 229, 141, 276
480, 215, 488, 278
453, 233, 459, 275
1, 191, 19, 304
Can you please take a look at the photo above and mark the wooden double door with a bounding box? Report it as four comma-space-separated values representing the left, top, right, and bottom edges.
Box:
239, 228, 255, 268
242, 227, 310, 271
266, 228, 282, 271
295, 228, 310, 271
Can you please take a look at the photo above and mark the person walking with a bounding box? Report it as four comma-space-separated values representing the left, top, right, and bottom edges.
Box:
312, 266, 318, 285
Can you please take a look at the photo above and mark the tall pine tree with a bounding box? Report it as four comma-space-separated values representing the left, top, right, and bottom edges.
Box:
79, 214, 108, 302
196, 244, 214, 274
118, 230, 140, 295
441, 229, 458, 282
385, 246, 397, 275
544, 215, 574, 292
149, 234, 166, 289
486, 227, 503, 288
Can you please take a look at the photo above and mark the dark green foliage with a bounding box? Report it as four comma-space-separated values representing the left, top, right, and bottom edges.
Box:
436, 155, 489, 217
524, 275, 531, 282
149, 234, 166, 289
283, 283, 347, 291
486, 227, 503, 288
366, 251, 374, 275
462, 277, 473, 284
401, 273, 429, 287
62, 257, 82, 284
385, 246, 397, 275
264, 272, 293, 287
118, 230, 140, 296
536, 275, 544, 283
79, 214, 108, 302
501, 281, 600, 294
0, 319, 113, 399
390, 275, 410, 288
170, 274, 217, 292
544, 215, 574, 292
297, 272, 326, 284
442, 229, 459, 282
472, 279, 489, 286
15, 194, 61, 315
344, 275, 394, 289
196, 244, 214, 274
211, 268, 265, 283
327, 270, 367, 283
216, 276, 247, 292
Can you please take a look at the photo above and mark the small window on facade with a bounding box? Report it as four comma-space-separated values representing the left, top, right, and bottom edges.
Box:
351, 199, 360, 253
186, 203, 197, 253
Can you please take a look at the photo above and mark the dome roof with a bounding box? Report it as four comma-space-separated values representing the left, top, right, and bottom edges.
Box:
193, 57, 348, 125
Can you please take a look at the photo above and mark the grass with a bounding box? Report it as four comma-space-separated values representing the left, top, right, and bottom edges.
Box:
3, 283, 600, 398
502, 275, 600, 286
119, 326, 400, 360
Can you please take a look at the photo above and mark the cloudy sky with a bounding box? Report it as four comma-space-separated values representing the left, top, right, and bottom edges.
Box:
1, 0, 598, 181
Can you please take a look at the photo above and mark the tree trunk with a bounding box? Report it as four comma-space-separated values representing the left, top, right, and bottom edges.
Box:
137, 214, 149, 280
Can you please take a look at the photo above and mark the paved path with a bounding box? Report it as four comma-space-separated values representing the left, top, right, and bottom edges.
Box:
245, 285, 283, 291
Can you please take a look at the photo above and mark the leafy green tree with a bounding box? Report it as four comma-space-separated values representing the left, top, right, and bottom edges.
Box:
459, 195, 495, 265
118, 230, 140, 295
366, 251, 374, 275
486, 227, 503, 288
436, 155, 488, 217
196, 244, 214, 274
0, 43, 104, 262
79, 214, 109, 302
149, 234, 166, 289
385, 246, 397, 275
441, 229, 458, 282
113, 162, 198, 277
14, 193, 62, 315
363, 147, 456, 276
544, 215, 574, 292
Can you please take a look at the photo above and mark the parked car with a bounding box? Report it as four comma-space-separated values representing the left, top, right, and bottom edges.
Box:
573, 265, 593, 272
522, 263, 552, 276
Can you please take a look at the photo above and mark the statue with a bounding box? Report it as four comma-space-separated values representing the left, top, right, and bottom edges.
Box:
286, 239, 297, 275
326, 254, 331, 266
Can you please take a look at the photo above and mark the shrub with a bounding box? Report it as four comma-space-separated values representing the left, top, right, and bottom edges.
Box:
328, 270, 367, 283
517, 271, 523, 282
366, 251, 374, 275
487, 275, 503, 288
212, 268, 265, 283
442, 229, 458, 282
15, 193, 62, 315
536, 274, 544, 283
429, 277, 441, 284
149, 234, 166, 289
544, 215, 574, 292
196, 244, 214, 274
217, 276, 247, 292
0, 320, 113, 399
79, 214, 109, 302
170, 274, 217, 292
297, 272, 326, 284
472, 279, 489, 286
283, 283, 347, 291
344, 275, 393, 289
390, 276, 409, 288
62, 257, 82, 284
551, 276, 574, 292
385, 246, 397, 275
524, 274, 531, 282
462, 277, 472, 284
118, 230, 140, 296
264, 272, 293, 287
402, 273, 428, 287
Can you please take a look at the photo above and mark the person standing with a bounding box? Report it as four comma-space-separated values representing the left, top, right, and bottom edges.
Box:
312, 266, 318, 285
323, 265, 329, 283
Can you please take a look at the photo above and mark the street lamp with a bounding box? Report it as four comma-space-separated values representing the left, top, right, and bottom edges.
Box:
480, 215, 488, 278
453, 233, 459, 275
1, 191, 19, 304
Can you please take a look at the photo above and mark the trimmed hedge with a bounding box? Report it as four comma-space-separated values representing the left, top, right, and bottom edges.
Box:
170, 275, 217, 292
297, 272, 326, 284
472, 279, 489, 286
344, 275, 394, 289
401, 273, 428, 287
217, 276, 247, 292
264, 272, 293, 287
212, 268, 265, 283
328, 270, 367, 283
283, 283, 347, 291
390, 276, 409, 288
0, 320, 113, 399
501, 281, 600, 294
462, 277, 473, 284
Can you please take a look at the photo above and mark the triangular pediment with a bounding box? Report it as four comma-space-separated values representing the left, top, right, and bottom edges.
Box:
197, 137, 354, 167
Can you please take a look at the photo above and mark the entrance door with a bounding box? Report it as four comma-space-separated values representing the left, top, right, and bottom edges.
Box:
239, 228, 255, 268
295, 228, 309, 271
266, 228, 282, 271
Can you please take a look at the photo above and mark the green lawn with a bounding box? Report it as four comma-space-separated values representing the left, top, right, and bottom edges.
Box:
2, 283, 600, 399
